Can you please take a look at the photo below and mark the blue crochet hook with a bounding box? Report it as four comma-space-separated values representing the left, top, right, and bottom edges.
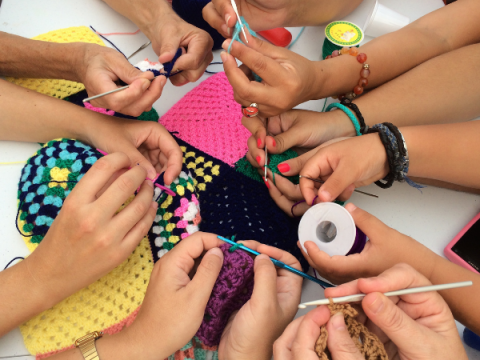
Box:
217, 236, 333, 287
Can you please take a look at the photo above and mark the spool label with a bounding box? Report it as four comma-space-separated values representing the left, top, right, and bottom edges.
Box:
325, 21, 364, 47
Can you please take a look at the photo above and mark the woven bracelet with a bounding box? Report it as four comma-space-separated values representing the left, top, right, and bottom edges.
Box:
326, 103, 362, 136
340, 99, 367, 134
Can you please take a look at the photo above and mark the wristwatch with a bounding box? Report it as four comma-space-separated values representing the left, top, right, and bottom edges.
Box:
75, 331, 103, 360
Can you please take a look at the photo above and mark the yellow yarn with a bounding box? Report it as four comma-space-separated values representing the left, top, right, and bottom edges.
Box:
176, 184, 185, 196
6, 26, 105, 99
49, 167, 71, 189
168, 235, 181, 244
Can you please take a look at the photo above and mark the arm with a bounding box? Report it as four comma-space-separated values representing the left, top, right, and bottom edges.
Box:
102, 0, 213, 85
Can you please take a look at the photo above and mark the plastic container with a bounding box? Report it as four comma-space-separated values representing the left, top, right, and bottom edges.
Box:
364, 0, 409, 37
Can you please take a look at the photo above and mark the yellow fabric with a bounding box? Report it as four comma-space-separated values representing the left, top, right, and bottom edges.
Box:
181, 146, 220, 196
5, 26, 105, 99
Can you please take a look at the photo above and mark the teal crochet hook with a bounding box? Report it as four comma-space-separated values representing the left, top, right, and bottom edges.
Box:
217, 236, 333, 287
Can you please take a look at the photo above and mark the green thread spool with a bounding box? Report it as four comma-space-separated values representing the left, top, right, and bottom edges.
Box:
322, 21, 364, 59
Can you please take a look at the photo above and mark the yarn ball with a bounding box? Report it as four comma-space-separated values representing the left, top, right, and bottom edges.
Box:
172, 0, 225, 50
196, 243, 254, 346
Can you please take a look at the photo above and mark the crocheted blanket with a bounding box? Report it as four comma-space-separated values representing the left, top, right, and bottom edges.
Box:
16, 72, 305, 359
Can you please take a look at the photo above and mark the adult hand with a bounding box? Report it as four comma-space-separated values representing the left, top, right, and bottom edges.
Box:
300, 203, 438, 284
221, 34, 324, 117
25, 153, 157, 308
218, 242, 303, 360
89, 117, 183, 184
77, 44, 166, 116
102, 232, 224, 360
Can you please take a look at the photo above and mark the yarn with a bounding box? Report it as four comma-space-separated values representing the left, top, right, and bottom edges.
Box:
94, 29, 141, 36
227, 16, 257, 54
196, 243, 254, 346
90, 26, 127, 58
3, 257, 24, 270
0, 161, 26, 165
315, 300, 388, 360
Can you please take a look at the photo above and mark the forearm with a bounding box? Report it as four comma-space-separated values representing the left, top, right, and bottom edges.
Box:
292, 0, 363, 27
317, 0, 480, 98
0, 32, 85, 80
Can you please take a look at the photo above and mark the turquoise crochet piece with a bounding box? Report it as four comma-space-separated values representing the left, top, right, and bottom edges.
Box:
326, 103, 362, 136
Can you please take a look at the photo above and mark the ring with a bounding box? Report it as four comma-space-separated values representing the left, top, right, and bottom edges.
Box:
242, 103, 259, 118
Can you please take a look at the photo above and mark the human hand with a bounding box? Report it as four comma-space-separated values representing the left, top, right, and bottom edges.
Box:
299, 133, 388, 205
24, 153, 157, 308
220, 34, 324, 117
87, 116, 183, 185
218, 242, 303, 360
301, 203, 439, 284
324, 263, 468, 360
144, 9, 213, 86
77, 44, 166, 116
103, 232, 224, 360
202, 0, 295, 36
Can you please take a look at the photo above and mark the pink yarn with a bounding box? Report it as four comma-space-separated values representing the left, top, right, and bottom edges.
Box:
174, 198, 190, 217
84, 102, 115, 116
159, 72, 250, 166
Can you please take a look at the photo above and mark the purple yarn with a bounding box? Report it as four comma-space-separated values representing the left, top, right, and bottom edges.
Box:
346, 227, 367, 255
196, 244, 254, 346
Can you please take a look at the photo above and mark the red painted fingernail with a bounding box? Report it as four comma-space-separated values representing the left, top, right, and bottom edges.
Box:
257, 138, 262, 147
272, 138, 276, 147
277, 163, 290, 173
263, 177, 270, 189
256, 155, 261, 165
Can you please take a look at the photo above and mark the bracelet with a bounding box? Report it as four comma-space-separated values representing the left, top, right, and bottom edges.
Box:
326, 103, 362, 136
326, 47, 370, 101
340, 98, 367, 134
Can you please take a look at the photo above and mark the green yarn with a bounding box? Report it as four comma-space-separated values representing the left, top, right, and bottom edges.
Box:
68, 171, 80, 182
55, 159, 74, 168
23, 223, 34, 233
137, 108, 159, 122
235, 149, 299, 184
322, 37, 359, 60
31, 235, 44, 244
20, 211, 28, 221
46, 186, 66, 199
41, 167, 51, 183
163, 242, 174, 250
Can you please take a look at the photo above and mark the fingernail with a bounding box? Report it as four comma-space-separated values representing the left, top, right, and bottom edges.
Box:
225, 14, 231, 27
146, 180, 154, 188
142, 81, 150, 92
256, 155, 261, 165
221, 23, 229, 36
256, 254, 270, 262
263, 177, 270, 189
272, 138, 276, 147
320, 190, 332, 202
277, 163, 290, 173
331, 312, 346, 330
227, 27, 231, 36
151, 201, 159, 210
222, 39, 231, 50
366, 293, 384, 314
148, 171, 156, 180
207, 247, 224, 259
220, 51, 227, 63
345, 203, 357, 213
257, 138, 262, 147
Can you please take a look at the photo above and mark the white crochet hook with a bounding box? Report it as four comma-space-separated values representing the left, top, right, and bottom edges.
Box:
298, 281, 472, 309
230, 0, 248, 43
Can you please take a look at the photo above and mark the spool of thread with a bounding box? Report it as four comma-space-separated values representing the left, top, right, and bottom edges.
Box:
298, 203, 366, 257
322, 21, 363, 60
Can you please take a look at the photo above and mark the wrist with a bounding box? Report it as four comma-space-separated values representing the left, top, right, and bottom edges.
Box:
327, 107, 358, 138
137, 1, 178, 40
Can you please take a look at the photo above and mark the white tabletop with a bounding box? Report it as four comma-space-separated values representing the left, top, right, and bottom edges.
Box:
1, 0, 479, 358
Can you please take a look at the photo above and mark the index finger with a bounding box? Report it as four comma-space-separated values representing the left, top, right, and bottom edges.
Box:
156, 131, 183, 185
241, 241, 302, 271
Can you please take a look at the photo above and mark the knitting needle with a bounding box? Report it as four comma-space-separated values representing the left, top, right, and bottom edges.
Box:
127, 40, 152, 60
230, 0, 248, 43
218, 235, 333, 287
299, 175, 379, 199
297, 280, 473, 309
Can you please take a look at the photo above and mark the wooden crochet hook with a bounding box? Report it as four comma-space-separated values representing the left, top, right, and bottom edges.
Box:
298, 281, 472, 309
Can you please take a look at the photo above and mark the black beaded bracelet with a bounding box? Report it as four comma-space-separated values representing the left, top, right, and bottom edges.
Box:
340, 98, 367, 134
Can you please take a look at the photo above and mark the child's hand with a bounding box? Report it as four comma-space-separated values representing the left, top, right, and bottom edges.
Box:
78, 44, 166, 117
299, 133, 388, 204
107, 232, 224, 360
220, 34, 324, 117
218, 242, 303, 360
89, 117, 183, 184
243, 109, 356, 169
324, 264, 467, 360
25, 153, 157, 308
300, 203, 438, 284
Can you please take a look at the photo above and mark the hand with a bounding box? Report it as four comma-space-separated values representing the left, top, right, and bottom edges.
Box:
220, 34, 325, 117
88, 116, 183, 184
202, 0, 295, 36
24, 153, 157, 308
218, 242, 303, 360
324, 264, 468, 360
101, 232, 224, 360
299, 133, 388, 205
145, 10, 213, 86
300, 203, 438, 284
77, 44, 166, 116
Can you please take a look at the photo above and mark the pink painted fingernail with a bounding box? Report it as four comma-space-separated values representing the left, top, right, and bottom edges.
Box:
225, 14, 231, 27
146, 180, 154, 188
263, 177, 270, 189
256, 156, 261, 165
257, 138, 262, 147
272, 138, 277, 147
277, 163, 290, 173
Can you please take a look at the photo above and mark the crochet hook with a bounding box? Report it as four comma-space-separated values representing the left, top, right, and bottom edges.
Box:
230, 0, 248, 43
297, 280, 472, 309
299, 175, 379, 198
217, 236, 333, 287
127, 40, 152, 60
264, 118, 268, 182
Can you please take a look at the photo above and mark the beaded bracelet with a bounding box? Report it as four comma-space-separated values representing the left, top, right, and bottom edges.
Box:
326, 103, 362, 137
340, 98, 367, 134
326, 47, 370, 101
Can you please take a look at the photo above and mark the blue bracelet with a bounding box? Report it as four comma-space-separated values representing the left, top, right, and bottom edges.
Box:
326, 103, 362, 136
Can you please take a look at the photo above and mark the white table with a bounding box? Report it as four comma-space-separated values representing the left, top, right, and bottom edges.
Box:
2, 0, 479, 358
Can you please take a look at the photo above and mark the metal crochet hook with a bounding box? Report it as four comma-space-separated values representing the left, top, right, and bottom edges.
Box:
299, 175, 379, 199
230, 0, 248, 43
298, 281, 472, 309
127, 40, 152, 60
218, 236, 333, 287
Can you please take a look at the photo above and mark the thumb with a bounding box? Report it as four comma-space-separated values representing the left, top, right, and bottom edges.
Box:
157, 32, 182, 65
326, 312, 365, 360
316, 162, 357, 203
188, 247, 224, 304
345, 203, 392, 240
251, 254, 278, 303
363, 292, 425, 348
112, 55, 153, 84
123, 143, 157, 180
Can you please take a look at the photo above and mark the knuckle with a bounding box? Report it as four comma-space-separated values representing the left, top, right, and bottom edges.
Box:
116, 176, 135, 193
78, 215, 98, 234
92, 157, 111, 171
334, 339, 359, 354
95, 234, 113, 250
383, 306, 405, 331
237, 87, 252, 101
202, 255, 221, 273
131, 201, 148, 217
251, 56, 268, 74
